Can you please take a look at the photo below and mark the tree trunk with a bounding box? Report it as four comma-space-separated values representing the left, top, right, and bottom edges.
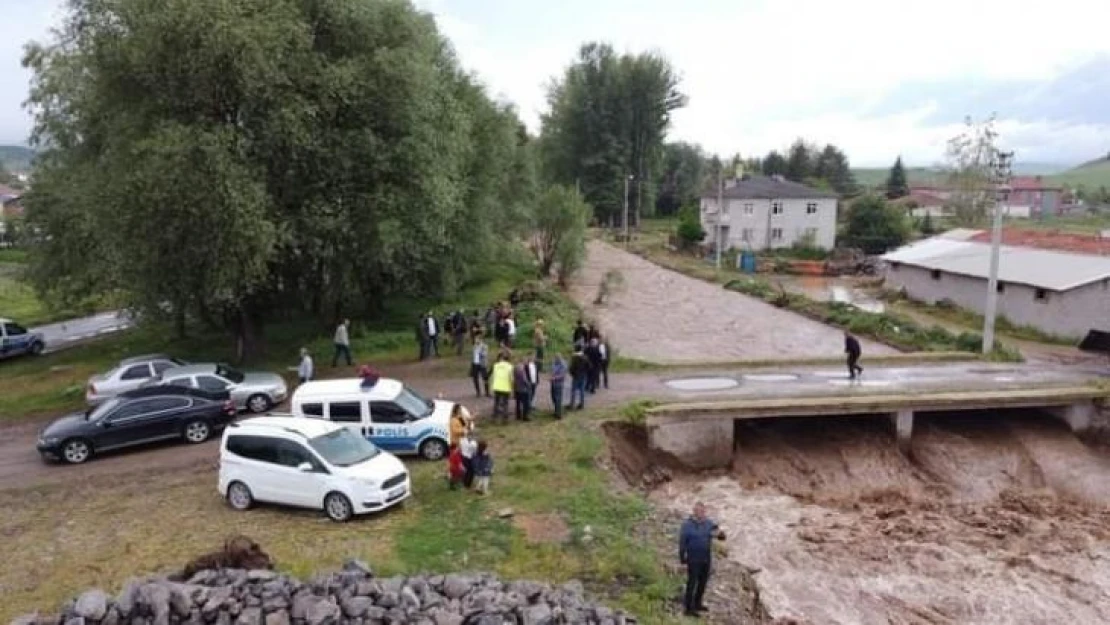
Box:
232, 305, 266, 363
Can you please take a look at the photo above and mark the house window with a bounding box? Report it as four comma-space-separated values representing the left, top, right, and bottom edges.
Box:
743, 203, 754, 215
772, 202, 783, 215
996, 282, 1005, 293
741, 228, 754, 242
1034, 288, 1048, 302
806, 202, 818, 214
931, 270, 942, 281
770, 228, 784, 241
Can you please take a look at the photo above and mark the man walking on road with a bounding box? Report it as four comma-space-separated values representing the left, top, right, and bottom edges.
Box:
569, 347, 589, 410
679, 502, 726, 617
332, 319, 352, 367
845, 330, 863, 380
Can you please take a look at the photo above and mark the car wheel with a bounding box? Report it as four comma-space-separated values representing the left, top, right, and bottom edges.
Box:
29, 341, 44, 356
324, 492, 354, 522
246, 394, 271, 414
182, 419, 211, 444
226, 481, 254, 511
61, 439, 92, 464
419, 438, 447, 461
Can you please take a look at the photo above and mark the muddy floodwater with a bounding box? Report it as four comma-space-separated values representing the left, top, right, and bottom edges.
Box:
636, 411, 1110, 624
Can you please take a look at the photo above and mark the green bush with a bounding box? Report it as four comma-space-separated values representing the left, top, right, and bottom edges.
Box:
675, 206, 706, 250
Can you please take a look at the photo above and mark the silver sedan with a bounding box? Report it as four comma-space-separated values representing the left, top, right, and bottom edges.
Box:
155, 363, 287, 413
86, 354, 187, 405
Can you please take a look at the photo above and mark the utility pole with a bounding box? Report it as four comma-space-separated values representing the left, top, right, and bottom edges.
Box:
623, 175, 633, 247
716, 168, 723, 269
982, 150, 1013, 354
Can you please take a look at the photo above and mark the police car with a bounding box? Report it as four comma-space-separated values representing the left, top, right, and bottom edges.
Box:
0, 318, 45, 360
288, 377, 453, 460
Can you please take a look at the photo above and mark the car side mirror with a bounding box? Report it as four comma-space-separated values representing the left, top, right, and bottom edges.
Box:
297, 462, 313, 473
100, 421, 112, 428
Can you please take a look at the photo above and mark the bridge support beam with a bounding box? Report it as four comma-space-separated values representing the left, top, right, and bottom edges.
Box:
647, 419, 734, 470
1050, 400, 1095, 434
890, 409, 914, 455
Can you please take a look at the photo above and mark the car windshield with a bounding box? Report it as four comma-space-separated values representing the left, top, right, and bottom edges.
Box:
87, 398, 121, 421
215, 364, 245, 384
395, 386, 433, 418
308, 429, 381, 467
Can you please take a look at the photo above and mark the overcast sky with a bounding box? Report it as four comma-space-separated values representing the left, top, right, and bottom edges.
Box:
4, 0, 1110, 167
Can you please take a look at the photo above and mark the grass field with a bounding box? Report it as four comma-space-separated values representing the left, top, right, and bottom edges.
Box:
0, 404, 689, 624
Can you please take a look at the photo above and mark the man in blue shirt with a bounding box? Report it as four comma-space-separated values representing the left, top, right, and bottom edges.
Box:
679, 502, 726, 617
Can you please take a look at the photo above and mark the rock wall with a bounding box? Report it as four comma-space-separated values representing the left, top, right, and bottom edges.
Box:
12, 561, 635, 625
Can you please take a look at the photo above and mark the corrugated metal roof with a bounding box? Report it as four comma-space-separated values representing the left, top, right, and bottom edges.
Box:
882, 236, 1110, 292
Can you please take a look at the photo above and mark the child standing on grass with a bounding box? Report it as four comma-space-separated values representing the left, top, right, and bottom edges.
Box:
472, 441, 494, 495
447, 444, 465, 490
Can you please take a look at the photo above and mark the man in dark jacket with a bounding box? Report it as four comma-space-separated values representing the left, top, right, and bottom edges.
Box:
585, 338, 603, 394
679, 502, 726, 617
572, 319, 589, 351
512, 358, 532, 421
845, 330, 863, 380
568, 348, 589, 410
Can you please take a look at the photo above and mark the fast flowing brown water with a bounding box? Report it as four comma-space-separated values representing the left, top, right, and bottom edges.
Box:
653, 411, 1110, 624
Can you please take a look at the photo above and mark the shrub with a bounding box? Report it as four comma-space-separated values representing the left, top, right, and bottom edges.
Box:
675, 206, 706, 251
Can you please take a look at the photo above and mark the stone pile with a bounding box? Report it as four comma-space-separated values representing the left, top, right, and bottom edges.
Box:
12, 560, 636, 625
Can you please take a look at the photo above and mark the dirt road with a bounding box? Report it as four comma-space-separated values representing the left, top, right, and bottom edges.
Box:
568, 240, 895, 363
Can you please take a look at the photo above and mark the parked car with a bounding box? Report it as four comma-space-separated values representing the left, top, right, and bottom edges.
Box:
288, 377, 452, 460
36, 385, 236, 464
218, 416, 411, 522
86, 353, 188, 405
155, 363, 287, 414
0, 318, 45, 359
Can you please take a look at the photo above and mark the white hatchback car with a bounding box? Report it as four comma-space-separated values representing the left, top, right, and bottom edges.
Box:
218, 416, 410, 522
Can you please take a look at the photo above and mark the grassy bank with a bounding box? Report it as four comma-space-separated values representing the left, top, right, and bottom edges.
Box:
0, 259, 580, 421
882, 292, 1078, 346
0, 408, 684, 624
724, 277, 1022, 361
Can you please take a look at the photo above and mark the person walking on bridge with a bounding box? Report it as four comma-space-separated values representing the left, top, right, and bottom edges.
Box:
845, 330, 863, 380
679, 502, 726, 617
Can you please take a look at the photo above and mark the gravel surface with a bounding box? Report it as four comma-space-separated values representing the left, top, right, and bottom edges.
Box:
568, 240, 895, 364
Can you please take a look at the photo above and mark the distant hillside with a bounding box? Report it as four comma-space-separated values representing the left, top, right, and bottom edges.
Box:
852, 167, 945, 190
0, 146, 34, 172
1048, 157, 1110, 190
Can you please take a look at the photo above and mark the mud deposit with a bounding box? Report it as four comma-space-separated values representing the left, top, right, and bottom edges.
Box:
611, 411, 1110, 624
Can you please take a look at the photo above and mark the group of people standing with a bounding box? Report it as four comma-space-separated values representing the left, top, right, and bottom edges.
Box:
446, 404, 494, 495
467, 312, 611, 421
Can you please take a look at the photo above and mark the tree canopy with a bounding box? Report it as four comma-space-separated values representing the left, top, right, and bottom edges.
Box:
23, 0, 531, 356
540, 43, 685, 226
655, 142, 706, 216
842, 194, 911, 254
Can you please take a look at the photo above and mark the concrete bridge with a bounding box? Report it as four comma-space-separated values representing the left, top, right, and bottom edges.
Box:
646, 377, 1110, 470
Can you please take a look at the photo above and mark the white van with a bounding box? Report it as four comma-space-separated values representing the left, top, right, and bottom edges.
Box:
218, 416, 410, 522
289, 377, 453, 460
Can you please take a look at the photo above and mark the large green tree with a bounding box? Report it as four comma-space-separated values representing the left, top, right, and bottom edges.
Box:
655, 141, 706, 216
785, 139, 815, 182
813, 144, 857, 195
540, 43, 685, 227
761, 151, 788, 177
842, 194, 911, 254
23, 0, 529, 357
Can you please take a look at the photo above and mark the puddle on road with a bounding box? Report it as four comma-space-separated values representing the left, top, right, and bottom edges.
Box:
665, 377, 740, 391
